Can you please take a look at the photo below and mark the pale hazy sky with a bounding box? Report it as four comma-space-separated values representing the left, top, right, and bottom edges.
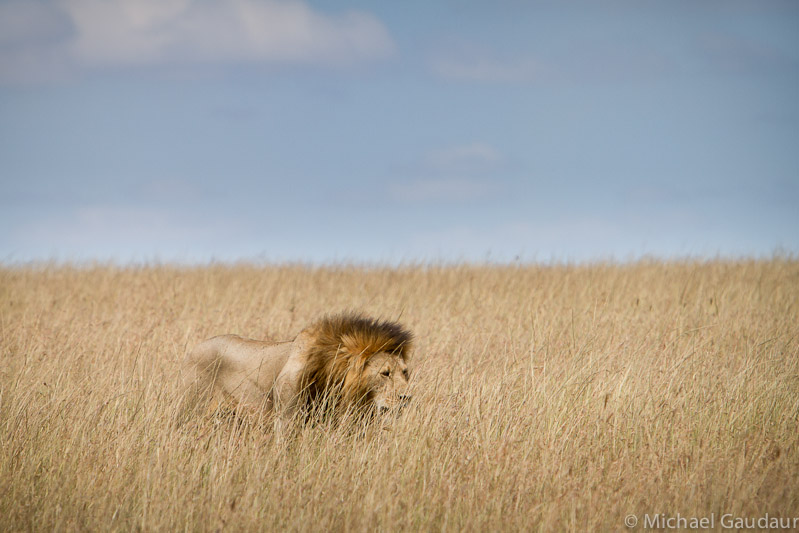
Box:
1, 1, 797, 264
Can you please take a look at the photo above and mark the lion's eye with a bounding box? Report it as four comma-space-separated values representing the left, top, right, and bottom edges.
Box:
380, 369, 391, 377
402, 369, 409, 379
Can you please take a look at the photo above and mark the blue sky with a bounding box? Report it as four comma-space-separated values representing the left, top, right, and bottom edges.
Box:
1, 0, 797, 264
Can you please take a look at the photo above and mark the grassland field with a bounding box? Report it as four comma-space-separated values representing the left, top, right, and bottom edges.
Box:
1, 259, 797, 531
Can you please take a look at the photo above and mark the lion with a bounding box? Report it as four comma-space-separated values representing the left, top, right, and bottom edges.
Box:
183, 312, 414, 432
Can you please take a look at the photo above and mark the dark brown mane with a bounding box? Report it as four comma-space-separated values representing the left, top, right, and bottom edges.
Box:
297, 312, 413, 409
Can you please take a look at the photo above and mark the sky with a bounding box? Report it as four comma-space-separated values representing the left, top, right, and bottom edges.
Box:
1, 0, 797, 264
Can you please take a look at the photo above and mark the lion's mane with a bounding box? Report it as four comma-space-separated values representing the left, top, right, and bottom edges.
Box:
298, 313, 413, 408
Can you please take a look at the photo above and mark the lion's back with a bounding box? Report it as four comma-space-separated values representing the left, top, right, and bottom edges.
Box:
187, 335, 295, 394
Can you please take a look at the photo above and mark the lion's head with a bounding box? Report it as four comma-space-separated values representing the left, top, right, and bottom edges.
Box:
353, 350, 412, 413
299, 313, 413, 417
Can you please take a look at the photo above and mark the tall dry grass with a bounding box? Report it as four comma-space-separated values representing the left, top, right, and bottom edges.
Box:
1, 259, 797, 531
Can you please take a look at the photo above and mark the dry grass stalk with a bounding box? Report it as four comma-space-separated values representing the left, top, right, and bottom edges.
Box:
1, 259, 797, 531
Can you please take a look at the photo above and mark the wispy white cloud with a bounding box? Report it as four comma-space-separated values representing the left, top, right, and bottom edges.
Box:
390, 142, 505, 203
431, 56, 540, 83
389, 177, 495, 203
404, 217, 628, 262
0, 0, 394, 83
3, 204, 257, 262
20, 205, 223, 244
430, 36, 676, 85
696, 30, 799, 76
425, 142, 502, 171
429, 40, 545, 83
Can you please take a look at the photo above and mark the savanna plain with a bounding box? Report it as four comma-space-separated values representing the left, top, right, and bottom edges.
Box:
1, 259, 797, 532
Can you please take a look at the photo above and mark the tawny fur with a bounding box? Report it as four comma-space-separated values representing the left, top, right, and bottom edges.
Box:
183, 312, 413, 428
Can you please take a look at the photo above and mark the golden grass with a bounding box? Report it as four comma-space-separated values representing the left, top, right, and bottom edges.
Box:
1, 259, 797, 531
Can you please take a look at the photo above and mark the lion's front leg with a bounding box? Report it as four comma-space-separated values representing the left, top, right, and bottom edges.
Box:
271, 368, 302, 445
271, 397, 300, 447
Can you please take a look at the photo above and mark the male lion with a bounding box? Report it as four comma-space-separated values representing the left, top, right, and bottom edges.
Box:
184, 313, 413, 431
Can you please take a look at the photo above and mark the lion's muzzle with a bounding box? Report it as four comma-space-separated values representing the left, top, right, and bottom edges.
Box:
376, 393, 412, 416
